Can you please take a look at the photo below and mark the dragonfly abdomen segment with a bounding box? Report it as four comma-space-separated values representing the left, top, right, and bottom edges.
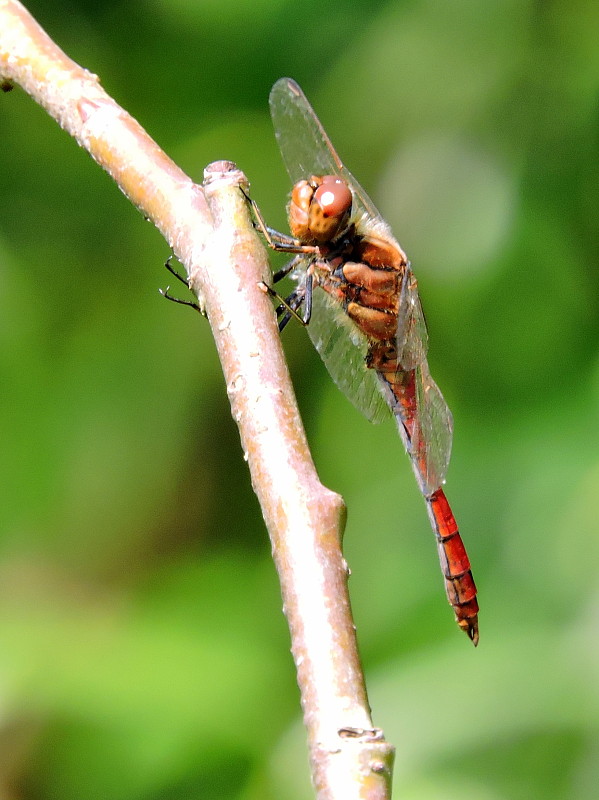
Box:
427, 488, 479, 645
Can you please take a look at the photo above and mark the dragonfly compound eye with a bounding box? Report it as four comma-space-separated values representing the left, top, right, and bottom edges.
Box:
314, 176, 352, 219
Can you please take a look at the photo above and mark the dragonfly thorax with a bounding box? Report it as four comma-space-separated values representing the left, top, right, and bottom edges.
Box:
288, 175, 352, 244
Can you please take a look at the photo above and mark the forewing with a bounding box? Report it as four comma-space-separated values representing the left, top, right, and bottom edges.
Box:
270, 78, 394, 422
269, 78, 382, 226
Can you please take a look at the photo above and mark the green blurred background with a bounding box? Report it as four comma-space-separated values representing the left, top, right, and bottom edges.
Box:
1, 0, 598, 797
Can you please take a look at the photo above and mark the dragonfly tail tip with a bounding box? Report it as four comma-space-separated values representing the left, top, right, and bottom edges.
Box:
458, 617, 479, 647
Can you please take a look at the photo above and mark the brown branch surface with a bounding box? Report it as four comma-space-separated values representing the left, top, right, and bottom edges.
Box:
201, 164, 395, 798
0, 2, 395, 797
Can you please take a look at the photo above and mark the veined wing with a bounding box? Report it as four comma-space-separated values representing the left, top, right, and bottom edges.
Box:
400, 266, 452, 489
397, 264, 429, 370
411, 362, 453, 495
270, 78, 396, 423
381, 359, 453, 497
392, 263, 452, 493
269, 78, 383, 229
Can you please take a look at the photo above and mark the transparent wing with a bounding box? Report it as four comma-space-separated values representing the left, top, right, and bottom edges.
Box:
376, 359, 452, 497
395, 266, 451, 491
270, 77, 400, 423
269, 77, 382, 227
411, 363, 453, 495
396, 264, 429, 370
306, 276, 390, 424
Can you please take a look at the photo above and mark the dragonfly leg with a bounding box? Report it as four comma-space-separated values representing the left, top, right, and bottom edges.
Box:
302, 271, 313, 324
159, 255, 204, 314
164, 254, 191, 288
242, 188, 319, 255
272, 254, 302, 284
259, 279, 309, 331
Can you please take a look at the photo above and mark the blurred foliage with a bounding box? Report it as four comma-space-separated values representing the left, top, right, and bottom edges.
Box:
0, 0, 598, 798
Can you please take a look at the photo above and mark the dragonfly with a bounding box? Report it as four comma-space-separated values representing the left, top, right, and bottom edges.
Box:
253, 77, 479, 645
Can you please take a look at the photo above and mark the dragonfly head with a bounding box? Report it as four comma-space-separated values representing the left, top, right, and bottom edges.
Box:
289, 175, 352, 244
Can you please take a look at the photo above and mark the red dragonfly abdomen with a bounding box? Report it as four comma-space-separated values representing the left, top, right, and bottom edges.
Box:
379, 361, 479, 645
427, 488, 479, 645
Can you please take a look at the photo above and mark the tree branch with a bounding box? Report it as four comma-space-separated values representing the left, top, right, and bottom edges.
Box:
0, 2, 395, 797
